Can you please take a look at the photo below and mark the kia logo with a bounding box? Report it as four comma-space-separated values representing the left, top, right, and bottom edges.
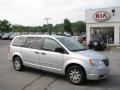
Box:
94, 11, 110, 22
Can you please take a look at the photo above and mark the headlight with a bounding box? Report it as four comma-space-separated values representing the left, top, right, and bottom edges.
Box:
89, 59, 104, 67
93, 42, 98, 46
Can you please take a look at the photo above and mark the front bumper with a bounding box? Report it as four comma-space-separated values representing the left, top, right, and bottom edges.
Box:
87, 65, 110, 80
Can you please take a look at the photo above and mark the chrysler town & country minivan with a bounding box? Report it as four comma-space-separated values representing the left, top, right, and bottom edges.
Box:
8, 35, 110, 85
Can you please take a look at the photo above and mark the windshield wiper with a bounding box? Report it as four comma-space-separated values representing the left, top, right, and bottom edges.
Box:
71, 48, 87, 52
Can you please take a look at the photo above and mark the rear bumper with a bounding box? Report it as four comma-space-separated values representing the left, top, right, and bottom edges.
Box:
87, 65, 110, 80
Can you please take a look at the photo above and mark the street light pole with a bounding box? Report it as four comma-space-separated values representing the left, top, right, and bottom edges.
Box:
44, 18, 51, 35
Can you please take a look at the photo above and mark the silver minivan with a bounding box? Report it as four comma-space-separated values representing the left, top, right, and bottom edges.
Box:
8, 35, 110, 85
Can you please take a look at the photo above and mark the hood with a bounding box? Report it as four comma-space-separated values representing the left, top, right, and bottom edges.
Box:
75, 50, 106, 60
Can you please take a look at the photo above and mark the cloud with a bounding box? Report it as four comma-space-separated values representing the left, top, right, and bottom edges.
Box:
103, 0, 120, 7
0, 0, 117, 26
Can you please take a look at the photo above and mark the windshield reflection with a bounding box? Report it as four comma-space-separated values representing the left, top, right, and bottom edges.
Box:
56, 37, 87, 52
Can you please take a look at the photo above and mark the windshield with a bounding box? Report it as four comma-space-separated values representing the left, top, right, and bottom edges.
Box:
56, 37, 87, 52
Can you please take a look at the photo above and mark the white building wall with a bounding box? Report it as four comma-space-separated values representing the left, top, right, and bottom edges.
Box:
85, 6, 120, 24
86, 25, 90, 45
114, 24, 120, 45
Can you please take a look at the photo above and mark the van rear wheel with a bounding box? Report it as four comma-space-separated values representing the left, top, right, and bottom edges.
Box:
13, 57, 23, 71
66, 66, 85, 85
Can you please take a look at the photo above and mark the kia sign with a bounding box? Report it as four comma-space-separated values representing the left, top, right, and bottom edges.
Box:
94, 11, 111, 22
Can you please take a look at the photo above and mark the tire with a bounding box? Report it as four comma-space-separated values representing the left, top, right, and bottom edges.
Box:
88, 44, 92, 49
66, 66, 86, 85
89, 46, 92, 49
93, 46, 97, 50
101, 46, 105, 51
13, 57, 23, 71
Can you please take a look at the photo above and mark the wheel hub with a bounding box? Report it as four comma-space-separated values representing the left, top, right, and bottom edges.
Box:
69, 69, 81, 83
14, 60, 21, 70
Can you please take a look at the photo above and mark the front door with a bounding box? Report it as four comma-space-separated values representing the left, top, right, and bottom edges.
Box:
40, 38, 64, 72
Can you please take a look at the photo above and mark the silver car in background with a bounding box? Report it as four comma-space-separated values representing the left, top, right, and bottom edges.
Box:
8, 35, 110, 85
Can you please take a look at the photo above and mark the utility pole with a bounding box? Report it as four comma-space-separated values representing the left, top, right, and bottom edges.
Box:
44, 18, 51, 35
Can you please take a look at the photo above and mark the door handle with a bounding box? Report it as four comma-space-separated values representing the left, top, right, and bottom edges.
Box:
34, 51, 39, 54
41, 52, 46, 55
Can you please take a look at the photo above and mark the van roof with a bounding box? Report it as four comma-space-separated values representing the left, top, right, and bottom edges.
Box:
15, 35, 66, 39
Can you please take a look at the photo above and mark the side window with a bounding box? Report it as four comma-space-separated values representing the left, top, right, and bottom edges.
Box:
43, 38, 62, 51
12, 37, 26, 47
26, 37, 42, 49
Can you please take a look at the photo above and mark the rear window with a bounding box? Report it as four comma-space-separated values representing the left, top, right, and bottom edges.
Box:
12, 37, 26, 47
25, 37, 42, 50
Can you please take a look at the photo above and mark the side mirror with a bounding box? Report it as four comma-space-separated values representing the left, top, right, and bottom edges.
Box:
55, 47, 64, 53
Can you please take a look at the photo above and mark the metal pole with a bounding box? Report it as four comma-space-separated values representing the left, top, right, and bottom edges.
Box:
45, 18, 51, 35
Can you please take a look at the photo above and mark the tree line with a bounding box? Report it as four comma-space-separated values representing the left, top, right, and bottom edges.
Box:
0, 19, 86, 35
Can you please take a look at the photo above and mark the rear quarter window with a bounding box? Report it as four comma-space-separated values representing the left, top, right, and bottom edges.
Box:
12, 37, 26, 47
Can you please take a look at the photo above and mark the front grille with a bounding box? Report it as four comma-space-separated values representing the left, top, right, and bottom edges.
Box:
103, 59, 109, 67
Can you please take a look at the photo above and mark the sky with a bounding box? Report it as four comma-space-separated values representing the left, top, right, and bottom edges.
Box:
0, 0, 120, 26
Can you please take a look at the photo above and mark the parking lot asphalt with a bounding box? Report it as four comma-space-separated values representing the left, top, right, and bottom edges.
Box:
0, 40, 120, 90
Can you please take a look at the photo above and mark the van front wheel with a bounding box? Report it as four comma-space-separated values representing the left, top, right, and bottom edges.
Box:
66, 66, 85, 85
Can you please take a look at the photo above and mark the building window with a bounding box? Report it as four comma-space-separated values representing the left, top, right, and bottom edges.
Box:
90, 27, 114, 44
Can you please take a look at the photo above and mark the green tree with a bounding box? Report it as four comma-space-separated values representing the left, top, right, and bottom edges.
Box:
72, 21, 86, 33
43, 24, 48, 33
64, 18, 73, 35
0, 19, 11, 32
48, 24, 53, 34
53, 24, 64, 33
78, 21, 86, 33
12, 25, 24, 32
42, 24, 53, 34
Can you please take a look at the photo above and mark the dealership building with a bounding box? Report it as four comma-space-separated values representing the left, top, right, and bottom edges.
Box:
85, 6, 120, 46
